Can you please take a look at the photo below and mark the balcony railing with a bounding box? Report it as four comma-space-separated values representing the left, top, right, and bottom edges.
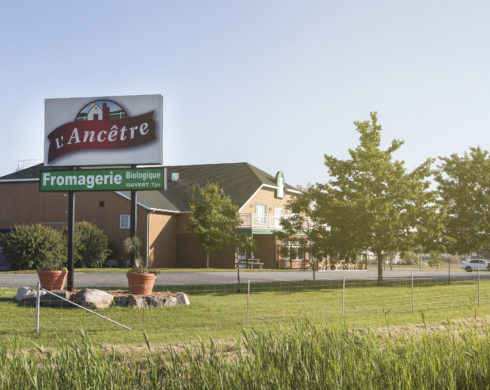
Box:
238, 213, 317, 232
238, 213, 283, 230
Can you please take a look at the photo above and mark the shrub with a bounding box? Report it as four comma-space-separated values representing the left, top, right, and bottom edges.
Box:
399, 251, 419, 265
1, 224, 65, 270
428, 251, 444, 269
64, 221, 111, 268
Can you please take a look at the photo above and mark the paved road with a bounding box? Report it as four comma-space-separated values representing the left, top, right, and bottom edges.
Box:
0, 269, 488, 288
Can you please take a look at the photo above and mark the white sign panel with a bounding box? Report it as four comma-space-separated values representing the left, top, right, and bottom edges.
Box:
44, 94, 163, 166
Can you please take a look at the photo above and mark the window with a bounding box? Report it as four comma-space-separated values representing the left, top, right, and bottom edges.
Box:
119, 214, 130, 229
255, 204, 266, 225
274, 207, 283, 228
281, 241, 302, 260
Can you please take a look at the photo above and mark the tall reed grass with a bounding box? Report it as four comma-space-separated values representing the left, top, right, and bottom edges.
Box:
1, 322, 489, 389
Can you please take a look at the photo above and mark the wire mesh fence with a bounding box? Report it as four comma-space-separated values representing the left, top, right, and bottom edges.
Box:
1, 273, 490, 340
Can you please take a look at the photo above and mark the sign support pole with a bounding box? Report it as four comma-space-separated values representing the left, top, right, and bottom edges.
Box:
130, 166, 137, 267
67, 187, 75, 291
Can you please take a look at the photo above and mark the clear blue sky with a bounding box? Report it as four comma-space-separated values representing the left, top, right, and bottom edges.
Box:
1, 1, 489, 187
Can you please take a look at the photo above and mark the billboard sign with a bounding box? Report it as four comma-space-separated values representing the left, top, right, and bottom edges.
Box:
44, 94, 163, 166
40, 168, 164, 192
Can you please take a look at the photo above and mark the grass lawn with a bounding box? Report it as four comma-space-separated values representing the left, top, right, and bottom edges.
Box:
1, 278, 489, 348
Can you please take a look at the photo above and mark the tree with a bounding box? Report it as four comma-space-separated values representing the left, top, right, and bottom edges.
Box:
427, 251, 444, 270
309, 112, 437, 283
277, 189, 325, 281
235, 234, 257, 291
399, 251, 419, 265
435, 147, 490, 256
187, 182, 241, 268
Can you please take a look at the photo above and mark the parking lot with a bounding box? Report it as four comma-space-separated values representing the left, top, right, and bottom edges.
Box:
1, 268, 489, 288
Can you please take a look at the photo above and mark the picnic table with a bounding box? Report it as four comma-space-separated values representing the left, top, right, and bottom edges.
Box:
238, 259, 264, 269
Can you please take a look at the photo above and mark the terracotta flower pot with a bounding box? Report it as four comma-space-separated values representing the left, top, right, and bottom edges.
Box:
37, 270, 68, 291
126, 272, 157, 295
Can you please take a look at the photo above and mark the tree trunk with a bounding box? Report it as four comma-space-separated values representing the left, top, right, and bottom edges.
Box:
206, 252, 210, 268
236, 263, 241, 292
312, 263, 316, 281
377, 252, 383, 285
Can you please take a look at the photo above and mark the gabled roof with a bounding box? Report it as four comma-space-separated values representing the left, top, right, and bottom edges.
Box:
0, 162, 297, 212
0, 164, 68, 180
126, 162, 297, 212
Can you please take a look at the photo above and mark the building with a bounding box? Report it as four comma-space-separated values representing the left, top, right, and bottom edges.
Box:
87, 104, 104, 121
0, 162, 300, 268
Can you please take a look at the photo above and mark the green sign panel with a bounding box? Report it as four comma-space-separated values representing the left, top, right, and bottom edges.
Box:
40, 168, 164, 192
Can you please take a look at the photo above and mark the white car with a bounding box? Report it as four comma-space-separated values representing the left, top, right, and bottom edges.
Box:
461, 259, 490, 272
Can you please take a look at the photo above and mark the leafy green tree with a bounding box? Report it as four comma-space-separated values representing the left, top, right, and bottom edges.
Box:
1, 224, 65, 270
477, 245, 490, 259
309, 112, 437, 283
235, 234, 257, 261
235, 234, 257, 290
277, 191, 324, 280
63, 221, 111, 268
399, 251, 419, 265
427, 251, 444, 270
435, 147, 490, 255
187, 182, 241, 268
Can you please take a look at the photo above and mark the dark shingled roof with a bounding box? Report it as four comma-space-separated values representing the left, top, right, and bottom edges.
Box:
0, 162, 297, 212
0, 164, 68, 180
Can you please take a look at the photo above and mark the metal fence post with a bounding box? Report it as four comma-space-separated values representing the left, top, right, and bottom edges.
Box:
247, 280, 251, 324
411, 272, 414, 313
448, 260, 451, 284
478, 268, 480, 306
35, 281, 41, 333
342, 276, 345, 317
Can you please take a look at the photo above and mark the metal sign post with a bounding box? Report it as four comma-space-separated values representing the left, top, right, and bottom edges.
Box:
67, 190, 75, 291
130, 189, 137, 267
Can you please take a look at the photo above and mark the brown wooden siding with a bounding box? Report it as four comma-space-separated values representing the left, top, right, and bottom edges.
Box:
176, 233, 235, 268
253, 234, 277, 268
148, 213, 176, 268
0, 182, 148, 266
0, 182, 295, 269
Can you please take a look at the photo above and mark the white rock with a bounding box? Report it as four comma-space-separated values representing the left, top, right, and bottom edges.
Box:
176, 292, 190, 305
15, 287, 45, 302
164, 297, 177, 307
70, 289, 114, 309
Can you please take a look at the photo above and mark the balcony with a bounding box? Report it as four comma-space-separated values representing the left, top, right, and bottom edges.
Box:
238, 213, 317, 234
238, 213, 283, 230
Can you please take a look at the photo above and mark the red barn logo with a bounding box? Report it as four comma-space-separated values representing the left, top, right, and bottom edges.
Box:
47, 100, 156, 162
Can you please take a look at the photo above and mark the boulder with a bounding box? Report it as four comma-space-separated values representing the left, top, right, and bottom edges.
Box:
114, 295, 129, 307
164, 297, 177, 307
114, 295, 166, 308
70, 289, 113, 309
16, 287, 45, 302
145, 295, 164, 308
16, 287, 73, 307
40, 290, 72, 307
128, 295, 147, 308
14, 288, 190, 309
176, 292, 190, 306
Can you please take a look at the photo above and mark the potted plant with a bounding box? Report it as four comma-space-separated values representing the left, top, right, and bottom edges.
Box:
37, 260, 68, 291
1, 224, 67, 290
124, 236, 158, 295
